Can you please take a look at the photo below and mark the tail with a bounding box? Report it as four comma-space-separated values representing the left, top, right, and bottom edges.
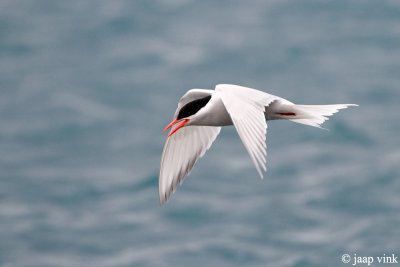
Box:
274, 104, 358, 129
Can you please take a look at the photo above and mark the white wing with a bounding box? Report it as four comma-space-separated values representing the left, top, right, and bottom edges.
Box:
159, 125, 221, 204
216, 84, 279, 177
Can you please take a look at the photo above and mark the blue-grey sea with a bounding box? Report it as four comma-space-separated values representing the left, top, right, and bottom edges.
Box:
1, 1, 399, 266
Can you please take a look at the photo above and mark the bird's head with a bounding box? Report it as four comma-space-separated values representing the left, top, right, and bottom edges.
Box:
163, 94, 212, 137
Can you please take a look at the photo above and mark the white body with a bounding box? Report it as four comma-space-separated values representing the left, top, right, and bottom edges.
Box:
159, 84, 357, 204
186, 90, 233, 126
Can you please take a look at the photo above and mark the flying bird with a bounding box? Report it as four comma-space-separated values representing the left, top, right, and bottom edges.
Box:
159, 84, 357, 204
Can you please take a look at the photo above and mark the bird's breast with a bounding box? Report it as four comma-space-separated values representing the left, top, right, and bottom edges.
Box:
191, 94, 233, 126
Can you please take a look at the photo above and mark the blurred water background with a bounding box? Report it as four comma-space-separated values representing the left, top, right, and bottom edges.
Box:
1, 0, 399, 266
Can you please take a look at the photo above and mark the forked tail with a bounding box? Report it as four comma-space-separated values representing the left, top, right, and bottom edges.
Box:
275, 104, 358, 128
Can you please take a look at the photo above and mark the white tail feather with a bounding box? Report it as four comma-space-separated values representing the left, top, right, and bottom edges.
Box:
280, 104, 358, 128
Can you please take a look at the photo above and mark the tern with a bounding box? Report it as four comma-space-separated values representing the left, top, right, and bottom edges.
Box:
159, 84, 357, 204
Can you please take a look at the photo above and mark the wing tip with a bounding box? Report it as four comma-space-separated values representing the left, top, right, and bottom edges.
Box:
257, 165, 266, 179
159, 194, 167, 206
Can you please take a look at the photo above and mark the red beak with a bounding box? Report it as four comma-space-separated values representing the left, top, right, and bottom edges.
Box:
163, 118, 190, 137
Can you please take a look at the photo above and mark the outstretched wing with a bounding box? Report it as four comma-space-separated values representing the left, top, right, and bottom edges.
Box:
216, 84, 279, 177
159, 125, 221, 205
